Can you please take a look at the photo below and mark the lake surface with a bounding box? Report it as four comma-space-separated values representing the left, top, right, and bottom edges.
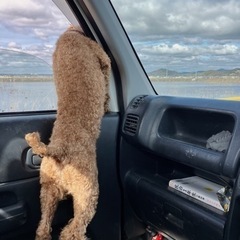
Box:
1, 81, 240, 112
0, 82, 57, 112
152, 81, 240, 99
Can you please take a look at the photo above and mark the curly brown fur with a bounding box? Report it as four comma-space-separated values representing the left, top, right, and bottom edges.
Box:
25, 26, 110, 240
25, 132, 47, 156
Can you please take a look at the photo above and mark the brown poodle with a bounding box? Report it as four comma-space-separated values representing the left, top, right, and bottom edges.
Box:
25, 26, 110, 240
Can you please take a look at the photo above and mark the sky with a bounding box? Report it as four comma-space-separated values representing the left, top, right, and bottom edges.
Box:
111, 0, 240, 73
0, 0, 240, 74
0, 0, 69, 74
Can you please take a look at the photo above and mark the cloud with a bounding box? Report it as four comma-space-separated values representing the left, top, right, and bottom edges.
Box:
111, 0, 240, 39
142, 43, 239, 56
142, 43, 190, 55
111, 0, 240, 72
7, 41, 22, 50
138, 42, 240, 72
1, 0, 240, 74
0, 0, 69, 38
0, 0, 69, 66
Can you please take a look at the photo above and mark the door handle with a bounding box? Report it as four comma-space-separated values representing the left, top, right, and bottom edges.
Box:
25, 148, 42, 169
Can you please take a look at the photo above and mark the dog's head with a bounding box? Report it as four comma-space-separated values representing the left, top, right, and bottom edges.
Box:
67, 25, 84, 35
52, 25, 110, 103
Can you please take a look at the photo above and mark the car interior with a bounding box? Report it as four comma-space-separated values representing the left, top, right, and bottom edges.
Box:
0, 0, 240, 240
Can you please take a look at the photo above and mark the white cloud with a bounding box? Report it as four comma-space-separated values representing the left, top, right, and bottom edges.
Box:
33, 29, 48, 40
142, 43, 239, 56
209, 44, 238, 55
143, 43, 190, 55
7, 41, 22, 49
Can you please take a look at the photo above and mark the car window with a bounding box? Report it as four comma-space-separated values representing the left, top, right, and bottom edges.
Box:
0, 0, 69, 113
110, 0, 240, 100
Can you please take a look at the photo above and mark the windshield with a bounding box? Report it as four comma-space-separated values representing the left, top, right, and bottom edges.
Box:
111, 0, 240, 100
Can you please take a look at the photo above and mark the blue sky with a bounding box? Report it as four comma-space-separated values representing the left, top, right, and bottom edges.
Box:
0, 0, 240, 74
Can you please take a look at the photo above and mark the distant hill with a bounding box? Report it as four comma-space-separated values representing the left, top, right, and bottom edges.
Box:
148, 68, 240, 77
148, 68, 179, 77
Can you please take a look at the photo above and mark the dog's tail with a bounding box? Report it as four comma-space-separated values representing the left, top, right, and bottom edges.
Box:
25, 132, 47, 156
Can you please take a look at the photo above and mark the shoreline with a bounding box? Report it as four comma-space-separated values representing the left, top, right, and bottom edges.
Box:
1, 75, 240, 84
0, 75, 53, 82
149, 76, 240, 84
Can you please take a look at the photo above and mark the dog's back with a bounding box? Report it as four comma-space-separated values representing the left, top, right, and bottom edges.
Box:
47, 27, 111, 159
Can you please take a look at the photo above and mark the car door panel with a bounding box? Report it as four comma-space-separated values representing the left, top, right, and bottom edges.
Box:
88, 113, 121, 240
0, 113, 53, 239
2, 0, 239, 239
0, 113, 55, 183
120, 95, 240, 240
0, 112, 121, 240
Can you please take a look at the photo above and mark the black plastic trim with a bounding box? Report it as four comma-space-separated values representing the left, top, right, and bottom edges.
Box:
122, 95, 240, 178
67, 0, 124, 114
125, 171, 225, 240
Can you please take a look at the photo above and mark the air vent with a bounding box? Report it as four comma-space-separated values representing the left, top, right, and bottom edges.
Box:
131, 95, 147, 109
124, 114, 139, 135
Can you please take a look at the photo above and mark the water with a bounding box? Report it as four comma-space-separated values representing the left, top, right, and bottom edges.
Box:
0, 82, 57, 113
1, 81, 240, 113
152, 81, 240, 99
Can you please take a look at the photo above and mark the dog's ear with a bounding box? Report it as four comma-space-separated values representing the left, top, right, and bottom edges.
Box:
97, 53, 111, 78
94, 50, 110, 112
67, 25, 84, 35
84, 33, 110, 76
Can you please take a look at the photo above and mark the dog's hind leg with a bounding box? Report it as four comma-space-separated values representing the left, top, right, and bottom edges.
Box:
59, 181, 99, 240
35, 158, 64, 240
35, 182, 62, 240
